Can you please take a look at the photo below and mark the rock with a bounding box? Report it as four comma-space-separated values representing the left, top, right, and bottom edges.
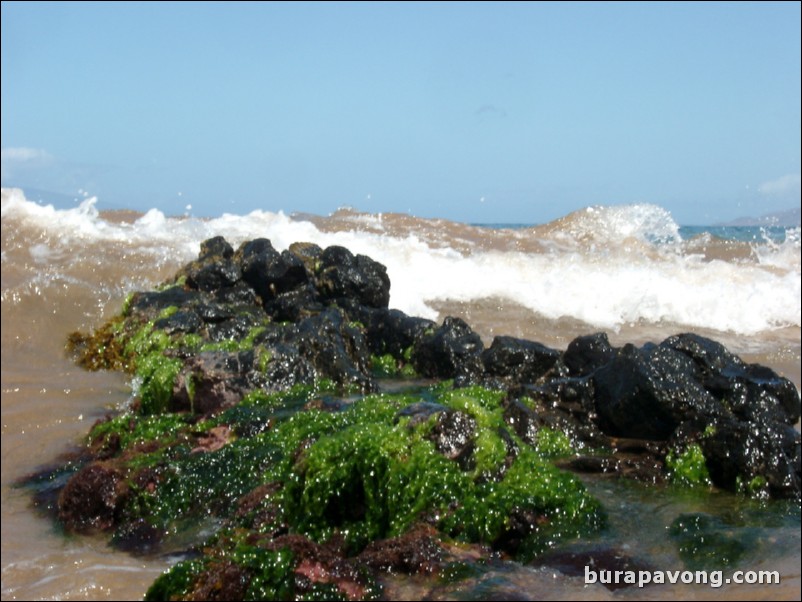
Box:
259, 343, 316, 391
592, 343, 723, 440
344, 303, 435, 359
427, 409, 477, 467
503, 399, 539, 445
316, 246, 390, 309
57, 462, 126, 532
482, 336, 560, 384
153, 309, 203, 335
181, 236, 242, 292
185, 258, 241, 292
291, 308, 376, 392
357, 524, 444, 574
662, 333, 800, 425
697, 416, 801, 498
288, 241, 323, 272
411, 317, 484, 383
562, 332, 616, 377
172, 350, 260, 414
126, 287, 202, 318
236, 239, 313, 316
200, 235, 235, 259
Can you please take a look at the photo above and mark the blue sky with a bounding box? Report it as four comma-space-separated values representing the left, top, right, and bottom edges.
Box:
2, 1, 800, 224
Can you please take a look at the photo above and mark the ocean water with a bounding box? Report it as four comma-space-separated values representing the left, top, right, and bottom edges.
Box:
1, 187, 800, 600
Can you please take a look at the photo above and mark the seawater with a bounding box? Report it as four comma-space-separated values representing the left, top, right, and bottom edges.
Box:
2, 188, 800, 600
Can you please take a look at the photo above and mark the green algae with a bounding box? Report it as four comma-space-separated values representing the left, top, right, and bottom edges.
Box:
666, 443, 711, 487
286, 421, 466, 552
232, 546, 296, 601
534, 427, 575, 458
370, 353, 417, 378
144, 558, 204, 601
135, 353, 183, 415
89, 413, 191, 454
137, 383, 605, 599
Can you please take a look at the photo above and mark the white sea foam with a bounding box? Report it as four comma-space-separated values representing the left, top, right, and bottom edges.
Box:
2, 188, 800, 336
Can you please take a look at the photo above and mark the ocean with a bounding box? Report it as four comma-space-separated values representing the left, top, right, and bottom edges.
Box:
1, 187, 800, 600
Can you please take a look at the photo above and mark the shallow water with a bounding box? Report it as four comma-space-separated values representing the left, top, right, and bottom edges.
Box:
2, 188, 799, 600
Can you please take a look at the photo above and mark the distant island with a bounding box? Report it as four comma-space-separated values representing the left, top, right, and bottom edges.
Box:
720, 207, 801, 227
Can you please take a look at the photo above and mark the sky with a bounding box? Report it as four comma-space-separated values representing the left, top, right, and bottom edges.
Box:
2, 1, 800, 225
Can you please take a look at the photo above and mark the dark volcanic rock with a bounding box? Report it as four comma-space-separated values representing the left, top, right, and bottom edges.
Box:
482, 336, 560, 384
562, 332, 616, 377
411, 317, 484, 383
343, 303, 435, 359
427, 409, 477, 467
292, 307, 376, 392
698, 417, 801, 498
126, 287, 202, 318
662, 333, 800, 425
153, 309, 203, 335
593, 343, 723, 440
181, 236, 242, 292
236, 239, 315, 318
503, 399, 540, 445
316, 246, 391, 309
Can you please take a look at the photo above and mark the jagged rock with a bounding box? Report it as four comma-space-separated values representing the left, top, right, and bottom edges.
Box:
593, 343, 724, 440
503, 399, 539, 445
562, 332, 616, 376
259, 343, 317, 391
179, 236, 242, 292
236, 239, 314, 316
482, 335, 560, 384
342, 302, 435, 359
411, 316, 484, 383
288, 241, 324, 272
153, 309, 203, 335
291, 307, 376, 392
427, 409, 477, 467
662, 333, 800, 425
697, 417, 801, 498
316, 246, 391, 309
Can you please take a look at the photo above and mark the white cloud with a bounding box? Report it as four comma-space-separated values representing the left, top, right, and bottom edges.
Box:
1, 147, 53, 182
758, 173, 801, 196
1, 147, 52, 162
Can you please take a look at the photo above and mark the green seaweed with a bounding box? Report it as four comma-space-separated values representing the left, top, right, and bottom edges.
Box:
666, 443, 711, 487
443, 447, 605, 558
135, 352, 183, 415
534, 427, 575, 458
285, 421, 467, 552
144, 558, 205, 601
89, 413, 191, 454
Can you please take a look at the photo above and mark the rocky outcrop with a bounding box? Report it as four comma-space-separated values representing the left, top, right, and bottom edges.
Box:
51, 235, 801, 601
